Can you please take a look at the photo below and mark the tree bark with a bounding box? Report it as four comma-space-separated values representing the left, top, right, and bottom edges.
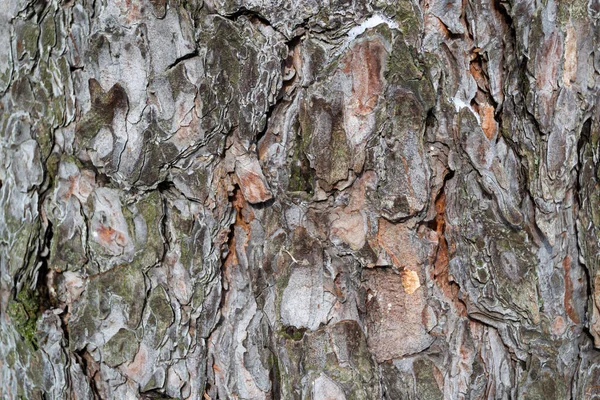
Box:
1, 0, 599, 398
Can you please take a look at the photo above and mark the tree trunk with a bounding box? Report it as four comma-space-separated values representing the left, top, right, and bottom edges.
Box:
1, 0, 599, 398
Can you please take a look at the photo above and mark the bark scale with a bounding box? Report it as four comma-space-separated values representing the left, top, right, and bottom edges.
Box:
1, 0, 599, 399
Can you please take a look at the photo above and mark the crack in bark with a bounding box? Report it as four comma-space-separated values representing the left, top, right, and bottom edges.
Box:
575, 117, 594, 336
221, 7, 273, 27
74, 348, 102, 400
428, 169, 468, 317
166, 50, 199, 70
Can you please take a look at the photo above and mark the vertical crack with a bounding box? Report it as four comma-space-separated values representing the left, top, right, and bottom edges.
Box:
427, 170, 468, 316
574, 118, 593, 335
74, 348, 102, 400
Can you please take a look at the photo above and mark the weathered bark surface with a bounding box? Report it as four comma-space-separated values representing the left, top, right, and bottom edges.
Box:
1, 0, 599, 398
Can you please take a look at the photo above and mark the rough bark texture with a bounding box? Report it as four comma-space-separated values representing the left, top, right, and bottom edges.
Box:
1, 0, 600, 398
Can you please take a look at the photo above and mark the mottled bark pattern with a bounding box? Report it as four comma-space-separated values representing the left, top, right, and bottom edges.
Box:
1, 0, 600, 399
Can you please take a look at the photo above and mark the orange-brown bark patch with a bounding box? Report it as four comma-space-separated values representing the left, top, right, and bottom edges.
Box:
431, 192, 466, 316
343, 38, 386, 116
479, 103, 498, 141
96, 224, 126, 247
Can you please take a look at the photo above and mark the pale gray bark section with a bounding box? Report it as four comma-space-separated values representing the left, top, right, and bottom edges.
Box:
1, 0, 599, 399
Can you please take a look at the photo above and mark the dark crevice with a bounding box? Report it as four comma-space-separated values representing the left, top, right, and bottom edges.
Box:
155, 179, 175, 271
69, 64, 84, 72
140, 389, 177, 399
157, 179, 175, 193
577, 118, 592, 161
166, 50, 199, 70
424, 107, 438, 139
492, 0, 515, 38
74, 348, 102, 400
526, 189, 553, 253
7, 171, 58, 348
575, 118, 594, 339
36, 220, 53, 312
157, 188, 171, 270
280, 325, 306, 341
425, 169, 455, 231
280, 34, 303, 94
267, 345, 282, 400
155, 178, 203, 205
222, 185, 241, 262
205, 185, 242, 375
580, 256, 594, 332
255, 98, 278, 147
221, 7, 272, 27
426, 169, 470, 318
255, 33, 304, 147
492, 0, 518, 69
93, 170, 111, 187
434, 16, 464, 41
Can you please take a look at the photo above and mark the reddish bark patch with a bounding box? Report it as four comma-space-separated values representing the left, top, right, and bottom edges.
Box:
376, 219, 421, 269
342, 36, 387, 149
223, 188, 254, 285
479, 103, 498, 141
224, 190, 245, 268
96, 224, 126, 247
65, 175, 77, 199
236, 167, 272, 204
430, 191, 467, 316
468, 51, 498, 142
469, 51, 489, 92
562, 25, 577, 87
329, 210, 365, 250
235, 155, 273, 204
122, 343, 147, 380
343, 38, 386, 116
95, 226, 114, 249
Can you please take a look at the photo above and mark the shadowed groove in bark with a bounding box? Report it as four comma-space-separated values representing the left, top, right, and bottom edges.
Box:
74, 348, 102, 400
576, 117, 593, 335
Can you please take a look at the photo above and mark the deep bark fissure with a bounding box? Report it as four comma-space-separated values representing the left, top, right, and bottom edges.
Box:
575, 117, 593, 333
222, 7, 273, 27
166, 50, 200, 70
74, 349, 102, 400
